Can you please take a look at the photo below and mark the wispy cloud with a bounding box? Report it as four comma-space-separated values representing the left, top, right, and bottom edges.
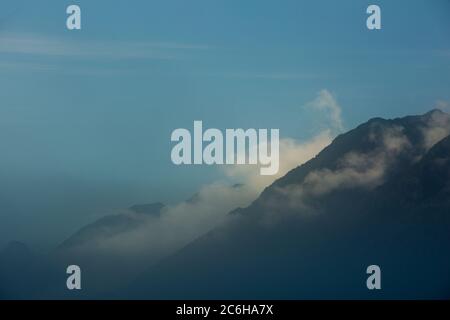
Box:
0, 60, 141, 77
0, 32, 210, 60
262, 110, 450, 218
421, 106, 450, 149
217, 72, 326, 80
224, 131, 333, 191
267, 125, 413, 215
435, 100, 450, 112
433, 49, 450, 58
62, 90, 341, 266
304, 89, 344, 132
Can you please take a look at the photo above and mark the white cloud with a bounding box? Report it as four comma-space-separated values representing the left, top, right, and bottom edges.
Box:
269, 125, 413, 213
75, 183, 254, 257
224, 130, 333, 192
60, 90, 342, 283
435, 100, 450, 111
224, 89, 343, 191
66, 130, 334, 261
305, 89, 344, 132
421, 108, 450, 150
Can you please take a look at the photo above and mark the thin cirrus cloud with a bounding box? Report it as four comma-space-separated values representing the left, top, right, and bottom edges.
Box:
433, 49, 450, 58
217, 72, 327, 80
0, 32, 211, 75
0, 32, 210, 60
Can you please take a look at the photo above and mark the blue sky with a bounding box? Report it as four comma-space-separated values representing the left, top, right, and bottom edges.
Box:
0, 0, 449, 247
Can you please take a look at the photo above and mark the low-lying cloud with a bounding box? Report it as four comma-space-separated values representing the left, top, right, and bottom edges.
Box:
268, 125, 412, 212
62, 90, 343, 267
266, 110, 450, 215
421, 105, 450, 149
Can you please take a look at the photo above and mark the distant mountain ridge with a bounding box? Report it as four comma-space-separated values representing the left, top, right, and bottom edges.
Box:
59, 202, 165, 250
269, 109, 448, 192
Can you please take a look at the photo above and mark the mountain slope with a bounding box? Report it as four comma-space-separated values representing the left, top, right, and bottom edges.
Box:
127, 110, 450, 299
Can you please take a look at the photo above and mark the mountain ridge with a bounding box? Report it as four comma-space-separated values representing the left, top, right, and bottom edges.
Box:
126, 110, 450, 299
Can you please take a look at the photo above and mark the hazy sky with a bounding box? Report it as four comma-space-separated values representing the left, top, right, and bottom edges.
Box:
0, 0, 449, 248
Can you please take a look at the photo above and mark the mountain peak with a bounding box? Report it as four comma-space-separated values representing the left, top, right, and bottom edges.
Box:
252, 110, 450, 214
127, 111, 450, 300
425, 108, 447, 116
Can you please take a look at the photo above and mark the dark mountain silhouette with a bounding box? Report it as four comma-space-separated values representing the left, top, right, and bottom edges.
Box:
1, 110, 449, 299
127, 110, 450, 299
34, 202, 167, 298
